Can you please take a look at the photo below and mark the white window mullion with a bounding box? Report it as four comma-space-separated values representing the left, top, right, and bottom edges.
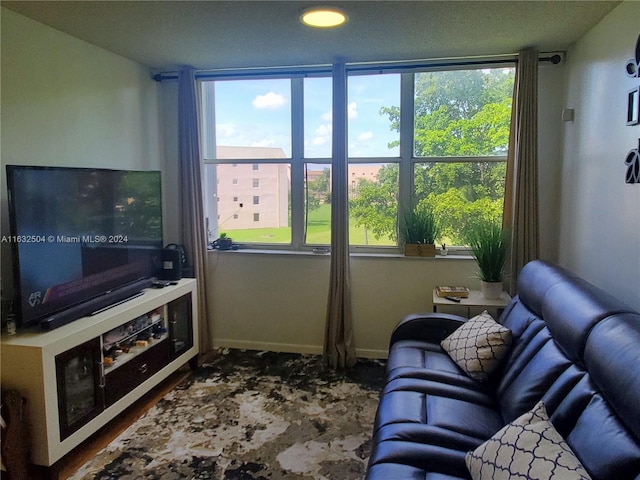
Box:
201, 81, 218, 241
398, 73, 415, 238
201, 81, 216, 160
290, 77, 305, 249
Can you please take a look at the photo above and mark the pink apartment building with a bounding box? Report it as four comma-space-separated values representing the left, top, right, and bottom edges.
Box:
209, 146, 383, 238
348, 165, 382, 196
213, 146, 290, 233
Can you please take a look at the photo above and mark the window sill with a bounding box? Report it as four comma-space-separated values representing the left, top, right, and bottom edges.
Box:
207, 248, 473, 260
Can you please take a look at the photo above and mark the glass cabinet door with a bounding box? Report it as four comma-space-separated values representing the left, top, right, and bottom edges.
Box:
55, 337, 104, 440
168, 293, 193, 359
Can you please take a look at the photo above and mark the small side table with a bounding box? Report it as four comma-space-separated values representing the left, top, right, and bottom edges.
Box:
432, 288, 511, 317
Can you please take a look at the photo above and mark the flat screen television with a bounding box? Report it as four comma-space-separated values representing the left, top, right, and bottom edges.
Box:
6, 165, 163, 330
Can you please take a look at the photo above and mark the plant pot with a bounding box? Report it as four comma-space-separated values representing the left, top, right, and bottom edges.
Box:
481, 280, 503, 300
217, 238, 233, 250
404, 243, 436, 257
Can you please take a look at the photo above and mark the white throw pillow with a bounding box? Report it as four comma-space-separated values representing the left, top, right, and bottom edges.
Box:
465, 401, 592, 480
440, 310, 511, 381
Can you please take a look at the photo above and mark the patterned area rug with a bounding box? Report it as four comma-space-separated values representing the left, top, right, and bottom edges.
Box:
69, 349, 386, 480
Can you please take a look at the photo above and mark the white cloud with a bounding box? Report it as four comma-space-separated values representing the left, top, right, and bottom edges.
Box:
358, 131, 374, 141
313, 124, 332, 147
348, 102, 358, 119
253, 92, 287, 110
216, 123, 238, 139
321, 103, 357, 122
315, 124, 332, 136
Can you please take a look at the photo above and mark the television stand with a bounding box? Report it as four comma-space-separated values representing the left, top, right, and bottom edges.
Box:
0, 278, 199, 470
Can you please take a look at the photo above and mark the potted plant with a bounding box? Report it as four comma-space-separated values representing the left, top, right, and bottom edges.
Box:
399, 205, 440, 257
465, 220, 509, 299
215, 232, 233, 250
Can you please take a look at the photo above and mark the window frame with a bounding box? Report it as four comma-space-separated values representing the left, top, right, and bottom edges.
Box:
200, 61, 514, 254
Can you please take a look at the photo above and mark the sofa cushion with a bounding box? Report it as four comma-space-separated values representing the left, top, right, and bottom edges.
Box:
541, 278, 637, 362
427, 395, 503, 440
367, 440, 471, 479
497, 325, 573, 423
368, 377, 502, 480
386, 339, 495, 395
565, 395, 640, 480
387, 340, 466, 378
366, 462, 467, 480
441, 311, 512, 382
516, 260, 580, 317
373, 423, 483, 453
583, 314, 640, 440
465, 401, 592, 480
375, 377, 501, 434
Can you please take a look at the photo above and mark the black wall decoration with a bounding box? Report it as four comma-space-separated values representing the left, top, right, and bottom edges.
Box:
625, 34, 640, 184
625, 139, 640, 184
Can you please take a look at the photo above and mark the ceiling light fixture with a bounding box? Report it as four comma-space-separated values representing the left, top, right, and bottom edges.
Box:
300, 7, 348, 28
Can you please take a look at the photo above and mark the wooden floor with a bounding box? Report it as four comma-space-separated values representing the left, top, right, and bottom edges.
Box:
28, 366, 192, 480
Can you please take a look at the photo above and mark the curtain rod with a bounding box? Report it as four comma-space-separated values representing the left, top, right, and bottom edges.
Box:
152, 54, 562, 82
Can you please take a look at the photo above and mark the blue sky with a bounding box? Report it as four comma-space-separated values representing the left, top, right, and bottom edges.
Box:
212, 74, 400, 159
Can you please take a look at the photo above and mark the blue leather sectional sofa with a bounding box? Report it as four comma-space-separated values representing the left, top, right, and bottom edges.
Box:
366, 260, 640, 479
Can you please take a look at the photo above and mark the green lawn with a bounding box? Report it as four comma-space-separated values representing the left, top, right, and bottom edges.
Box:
225, 204, 394, 246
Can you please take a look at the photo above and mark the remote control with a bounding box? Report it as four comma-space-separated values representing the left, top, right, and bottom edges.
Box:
444, 296, 461, 303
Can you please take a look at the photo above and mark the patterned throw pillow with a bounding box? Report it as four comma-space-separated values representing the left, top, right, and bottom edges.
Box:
440, 310, 512, 381
465, 401, 592, 479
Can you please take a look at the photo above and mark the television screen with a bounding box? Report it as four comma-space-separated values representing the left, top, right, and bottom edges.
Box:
6, 165, 163, 329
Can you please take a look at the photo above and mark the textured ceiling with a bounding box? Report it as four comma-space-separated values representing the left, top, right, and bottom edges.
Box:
2, 1, 621, 71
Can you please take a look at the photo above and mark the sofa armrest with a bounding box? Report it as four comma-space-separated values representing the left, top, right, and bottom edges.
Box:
390, 313, 467, 347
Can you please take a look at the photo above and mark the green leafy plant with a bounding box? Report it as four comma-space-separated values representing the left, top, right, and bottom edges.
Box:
399, 205, 440, 245
465, 220, 509, 282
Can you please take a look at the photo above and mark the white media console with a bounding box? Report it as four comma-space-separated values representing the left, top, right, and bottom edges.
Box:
0, 278, 198, 468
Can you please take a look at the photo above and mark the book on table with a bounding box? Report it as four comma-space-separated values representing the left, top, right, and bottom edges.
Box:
436, 286, 470, 298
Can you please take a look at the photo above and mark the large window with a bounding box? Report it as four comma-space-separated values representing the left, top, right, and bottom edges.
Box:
413, 69, 513, 246
347, 74, 400, 246
202, 79, 292, 245
201, 64, 514, 251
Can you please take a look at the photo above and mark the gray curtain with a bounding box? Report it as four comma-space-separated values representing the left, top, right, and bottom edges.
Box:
503, 49, 539, 295
324, 60, 356, 369
178, 66, 211, 355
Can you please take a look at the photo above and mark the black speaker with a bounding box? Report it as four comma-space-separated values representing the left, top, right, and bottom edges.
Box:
159, 248, 182, 281
40, 278, 152, 331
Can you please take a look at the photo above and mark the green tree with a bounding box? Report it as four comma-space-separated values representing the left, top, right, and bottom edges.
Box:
349, 164, 399, 241
414, 160, 507, 244
306, 167, 331, 211
355, 68, 514, 245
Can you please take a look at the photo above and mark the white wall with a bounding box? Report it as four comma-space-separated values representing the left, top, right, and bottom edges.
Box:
0, 8, 162, 172
0, 8, 163, 299
159, 82, 180, 243
558, 1, 640, 311
208, 252, 481, 358
538, 63, 565, 262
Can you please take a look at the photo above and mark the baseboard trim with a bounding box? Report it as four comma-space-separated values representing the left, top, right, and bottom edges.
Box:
212, 339, 323, 355
355, 348, 389, 359
211, 339, 388, 360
